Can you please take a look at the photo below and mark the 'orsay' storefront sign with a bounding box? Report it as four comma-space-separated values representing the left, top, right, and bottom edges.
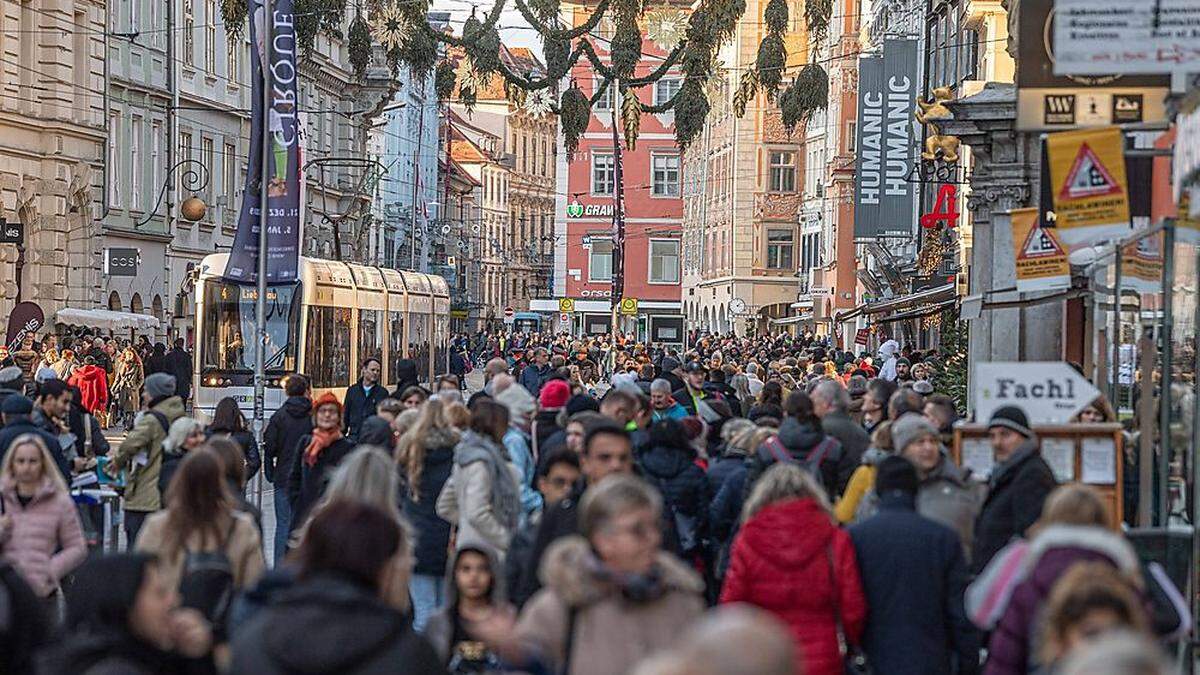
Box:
566, 200, 615, 218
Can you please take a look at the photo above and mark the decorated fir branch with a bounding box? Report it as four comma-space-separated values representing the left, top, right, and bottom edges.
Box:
219, 0, 834, 150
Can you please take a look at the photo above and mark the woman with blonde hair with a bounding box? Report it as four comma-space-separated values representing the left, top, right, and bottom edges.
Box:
721, 463, 866, 675
396, 399, 461, 630
0, 433, 87, 620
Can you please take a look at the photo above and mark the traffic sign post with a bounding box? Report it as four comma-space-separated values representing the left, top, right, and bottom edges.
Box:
503, 307, 515, 325
974, 361, 1102, 424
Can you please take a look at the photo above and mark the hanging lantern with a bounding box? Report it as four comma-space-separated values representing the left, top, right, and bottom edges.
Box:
180, 196, 207, 222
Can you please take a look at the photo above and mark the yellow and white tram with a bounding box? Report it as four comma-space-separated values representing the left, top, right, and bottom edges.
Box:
193, 253, 451, 418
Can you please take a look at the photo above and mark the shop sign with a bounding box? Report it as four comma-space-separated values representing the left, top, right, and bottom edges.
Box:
618, 297, 639, 316
566, 200, 615, 218
1121, 231, 1164, 293
5, 302, 44, 352
580, 289, 612, 298
104, 248, 140, 277
0, 217, 22, 245
853, 39, 919, 239
919, 185, 959, 229
1054, 0, 1200, 76
1011, 208, 1071, 293
1046, 126, 1131, 246
558, 298, 576, 313
854, 328, 869, 346
974, 361, 1101, 424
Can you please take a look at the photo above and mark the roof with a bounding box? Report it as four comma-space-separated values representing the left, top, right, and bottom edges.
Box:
450, 137, 488, 164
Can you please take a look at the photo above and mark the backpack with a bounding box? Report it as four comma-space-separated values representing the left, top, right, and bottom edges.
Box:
179, 517, 239, 632
763, 435, 836, 475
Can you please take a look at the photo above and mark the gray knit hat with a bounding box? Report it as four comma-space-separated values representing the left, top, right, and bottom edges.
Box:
144, 372, 177, 400
891, 412, 938, 453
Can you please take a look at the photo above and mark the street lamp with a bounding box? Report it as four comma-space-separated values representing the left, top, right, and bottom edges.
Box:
136, 158, 210, 228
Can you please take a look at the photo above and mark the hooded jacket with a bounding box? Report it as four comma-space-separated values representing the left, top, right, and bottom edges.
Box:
108, 396, 186, 512
515, 536, 704, 675
743, 417, 843, 502
230, 573, 445, 675
68, 365, 109, 416
403, 428, 459, 577
423, 542, 512, 667
983, 525, 1142, 675
720, 498, 867, 675
971, 439, 1057, 574
436, 430, 521, 556
638, 421, 709, 552
263, 396, 313, 489
0, 476, 87, 597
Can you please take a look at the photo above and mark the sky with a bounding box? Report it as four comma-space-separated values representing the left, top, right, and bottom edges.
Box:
432, 0, 546, 59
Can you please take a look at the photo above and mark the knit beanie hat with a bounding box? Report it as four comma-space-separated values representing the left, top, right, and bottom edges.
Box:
496, 383, 537, 420
912, 380, 935, 395
0, 366, 23, 390
875, 455, 919, 496
539, 379, 571, 409
564, 393, 600, 415
144, 372, 177, 400
312, 391, 344, 416
988, 405, 1033, 438
890, 413, 938, 453
35, 367, 58, 384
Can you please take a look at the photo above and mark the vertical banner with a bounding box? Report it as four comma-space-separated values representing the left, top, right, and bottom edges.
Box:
5, 302, 44, 351
1011, 207, 1071, 292
225, 0, 301, 284
853, 55, 883, 239
1121, 232, 1164, 293
879, 38, 919, 238
1046, 126, 1130, 247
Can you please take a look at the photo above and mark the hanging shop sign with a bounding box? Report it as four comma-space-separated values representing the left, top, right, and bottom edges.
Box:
854, 39, 919, 239
854, 328, 869, 346
1015, 0, 1169, 131
919, 185, 959, 229
1053, 0, 1200, 76
1121, 231, 1164, 293
0, 217, 22, 245
1011, 208, 1071, 293
225, 0, 301, 285
974, 361, 1102, 424
1046, 126, 1131, 247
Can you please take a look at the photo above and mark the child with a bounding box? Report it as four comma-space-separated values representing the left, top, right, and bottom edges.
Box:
424, 542, 511, 673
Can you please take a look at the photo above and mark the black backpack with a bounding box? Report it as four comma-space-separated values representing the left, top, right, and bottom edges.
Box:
179, 517, 238, 631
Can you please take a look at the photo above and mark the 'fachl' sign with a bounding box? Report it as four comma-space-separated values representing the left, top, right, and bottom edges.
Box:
974, 362, 1101, 424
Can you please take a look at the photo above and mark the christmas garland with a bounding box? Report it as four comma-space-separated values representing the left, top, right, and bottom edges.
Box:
220, 0, 833, 149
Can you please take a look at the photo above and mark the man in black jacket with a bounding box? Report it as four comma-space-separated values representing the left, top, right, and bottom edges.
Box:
812, 379, 871, 494
0, 395, 70, 480
512, 421, 633, 607
970, 405, 1056, 574
164, 338, 193, 404
850, 457, 980, 675
263, 374, 313, 564
342, 358, 387, 440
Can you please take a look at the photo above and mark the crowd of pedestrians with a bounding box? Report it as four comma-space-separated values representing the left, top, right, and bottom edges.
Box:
0, 328, 1192, 674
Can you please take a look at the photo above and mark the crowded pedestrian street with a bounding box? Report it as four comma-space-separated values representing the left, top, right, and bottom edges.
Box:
2, 0, 1200, 671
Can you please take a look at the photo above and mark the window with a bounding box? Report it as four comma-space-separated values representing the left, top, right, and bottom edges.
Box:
201, 281, 298, 371
129, 0, 139, 31
387, 311, 406, 380
769, 151, 796, 192
183, 0, 194, 66
649, 239, 680, 283
589, 238, 613, 281
655, 77, 681, 106
591, 152, 614, 195
766, 228, 794, 270
594, 83, 614, 112
223, 142, 237, 199
846, 121, 857, 153
151, 122, 163, 193
205, 0, 216, 71
305, 306, 352, 388
652, 154, 680, 197
358, 309, 383, 366
226, 32, 239, 80
201, 137, 214, 201
108, 113, 121, 208
130, 116, 142, 210
179, 131, 193, 165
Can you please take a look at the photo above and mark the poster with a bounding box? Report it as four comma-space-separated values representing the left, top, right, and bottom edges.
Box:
1121, 231, 1164, 293
225, 0, 301, 284
1041, 437, 1077, 482
1011, 207, 1071, 292
1081, 436, 1117, 484
1046, 126, 1131, 247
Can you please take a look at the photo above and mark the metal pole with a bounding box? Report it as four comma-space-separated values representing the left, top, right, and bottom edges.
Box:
254, 0, 273, 509
166, 0, 178, 339
1157, 222, 1174, 526
1191, 232, 1200, 659
609, 82, 625, 343
411, 98, 425, 272
1110, 247, 1122, 408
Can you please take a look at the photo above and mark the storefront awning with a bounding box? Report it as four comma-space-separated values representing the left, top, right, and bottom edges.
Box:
770, 313, 813, 325
54, 308, 162, 332
873, 298, 957, 324
862, 283, 956, 315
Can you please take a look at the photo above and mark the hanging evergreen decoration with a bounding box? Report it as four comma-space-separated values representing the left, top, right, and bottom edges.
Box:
222, 0, 828, 149
934, 308, 969, 414
348, 13, 372, 80
778, 62, 828, 131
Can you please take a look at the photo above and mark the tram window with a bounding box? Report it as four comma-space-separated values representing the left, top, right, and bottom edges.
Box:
201, 281, 297, 371
408, 314, 430, 384
388, 311, 405, 383
358, 309, 383, 367
434, 315, 450, 377
305, 305, 351, 388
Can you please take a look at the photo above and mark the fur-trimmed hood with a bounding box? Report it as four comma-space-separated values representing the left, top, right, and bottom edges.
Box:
1022, 524, 1141, 577
537, 535, 704, 608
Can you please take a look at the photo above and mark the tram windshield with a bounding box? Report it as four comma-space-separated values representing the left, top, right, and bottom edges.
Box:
201, 280, 299, 372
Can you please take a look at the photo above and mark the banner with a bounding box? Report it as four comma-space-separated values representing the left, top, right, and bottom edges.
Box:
225, 0, 301, 284
1046, 126, 1131, 247
853, 55, 883, 239
1011, 208, 1071, 293
1122, 232, 1164, 293
5, 302, 44, 351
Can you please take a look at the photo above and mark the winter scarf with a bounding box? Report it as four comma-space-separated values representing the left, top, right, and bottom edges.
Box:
303, 426, 344, 468
454, 430, 521, 533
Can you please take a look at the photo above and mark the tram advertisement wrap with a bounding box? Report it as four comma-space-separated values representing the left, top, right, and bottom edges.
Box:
225, 0, 301, 284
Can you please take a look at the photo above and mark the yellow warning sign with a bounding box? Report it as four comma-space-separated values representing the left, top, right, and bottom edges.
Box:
619, 297, 639, 316
1121, 232, 1164, 293
1047, 126, 1129, 248
558, 298, 575, 313
1012, 208, 1071, 293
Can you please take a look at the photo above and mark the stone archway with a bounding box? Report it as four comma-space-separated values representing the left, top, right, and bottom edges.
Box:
131, 293, 144, 314
108, 291, 122, 311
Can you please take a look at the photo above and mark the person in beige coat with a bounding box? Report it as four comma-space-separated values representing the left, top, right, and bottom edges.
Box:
474, 474, 705, 675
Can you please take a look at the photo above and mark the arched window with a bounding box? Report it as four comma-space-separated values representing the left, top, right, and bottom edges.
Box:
131, 293, 144, 314
108, 291, 122, 311
151, 295, 163, 321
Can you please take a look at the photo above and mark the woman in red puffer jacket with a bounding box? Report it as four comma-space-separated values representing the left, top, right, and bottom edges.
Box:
721, 463, 867, 675
67, 356, 109, 417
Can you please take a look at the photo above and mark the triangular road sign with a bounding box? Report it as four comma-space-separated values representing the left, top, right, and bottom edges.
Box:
1020, 224, 1065, 259
1059, 142, 1121, 200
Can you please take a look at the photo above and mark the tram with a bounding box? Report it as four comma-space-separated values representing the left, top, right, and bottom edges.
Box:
192, 253, 450, 418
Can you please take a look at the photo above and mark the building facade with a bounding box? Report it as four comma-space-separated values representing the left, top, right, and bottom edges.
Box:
450, 114, 511, 323
0, 0, 107, 321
